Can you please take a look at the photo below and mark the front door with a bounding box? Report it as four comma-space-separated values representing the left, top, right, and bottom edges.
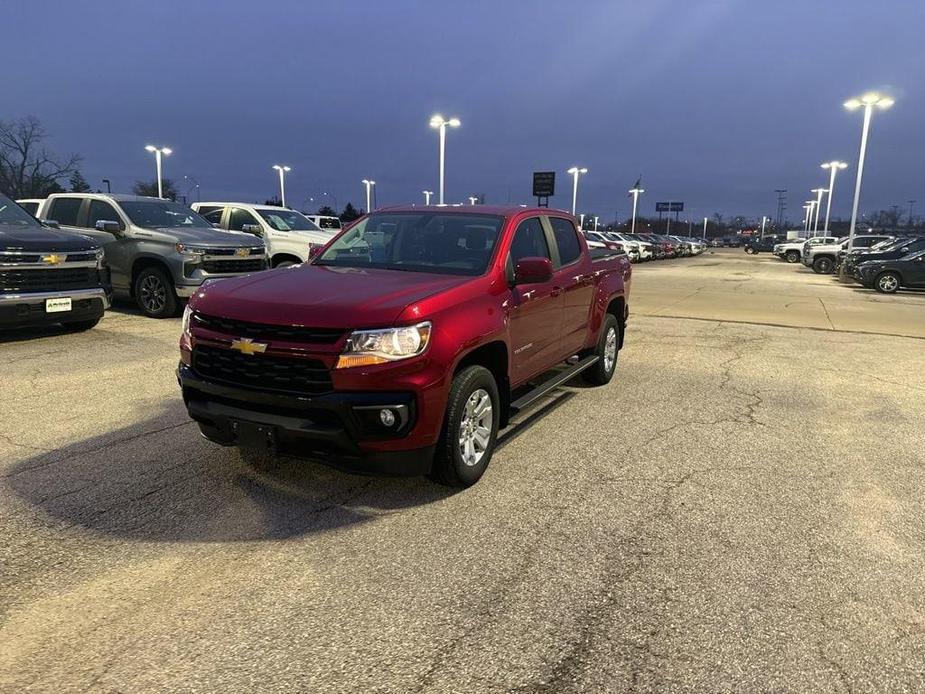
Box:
506, 217, 563, 384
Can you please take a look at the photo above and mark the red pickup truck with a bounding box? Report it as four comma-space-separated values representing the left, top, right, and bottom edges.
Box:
178, 206, 631, 486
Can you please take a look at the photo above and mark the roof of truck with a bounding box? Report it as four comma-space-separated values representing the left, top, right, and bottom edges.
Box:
373, 205, 574, 216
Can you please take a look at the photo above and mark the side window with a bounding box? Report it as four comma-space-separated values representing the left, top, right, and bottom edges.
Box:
549, 217, 582, 265
509, 217, 550, 266
195, 205, 221, 216
87, 200, 124, 230
203, 208, 225, 226
48, 197, 82, 227
229, 208, 260, 231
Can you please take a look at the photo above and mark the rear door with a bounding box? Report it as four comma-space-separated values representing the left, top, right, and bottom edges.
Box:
546, 216, 594, 357
84, 199, 132, 291
906, 252, 925, 286
507, 216, 563, 384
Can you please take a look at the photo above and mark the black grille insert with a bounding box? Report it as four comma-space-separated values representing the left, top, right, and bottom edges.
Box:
202, 258, 266, 273
192, 345, 333, 395
192, 313, 344, 344
0, 267, 100, 292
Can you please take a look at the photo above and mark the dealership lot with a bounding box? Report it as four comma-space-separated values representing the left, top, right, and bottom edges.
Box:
2, 250, 924, 691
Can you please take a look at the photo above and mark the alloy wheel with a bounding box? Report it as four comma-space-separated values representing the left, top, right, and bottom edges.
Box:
140, 275, 167, 313
458, 388, 493, 467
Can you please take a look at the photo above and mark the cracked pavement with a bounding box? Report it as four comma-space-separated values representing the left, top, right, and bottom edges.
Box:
1, 253, 924, 692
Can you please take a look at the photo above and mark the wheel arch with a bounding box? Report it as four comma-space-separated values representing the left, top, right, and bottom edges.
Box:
453, 341, 510, 427
130, 256, 173, 297
271, 253, 303, 268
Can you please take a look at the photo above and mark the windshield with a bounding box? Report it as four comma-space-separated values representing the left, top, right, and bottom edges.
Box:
0, 195, 40, 227
316, 212, 504, 276
120, 200, 211, 229
256, 208, 322, 232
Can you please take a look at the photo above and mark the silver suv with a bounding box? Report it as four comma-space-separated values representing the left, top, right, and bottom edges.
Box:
39, 194, 267, 317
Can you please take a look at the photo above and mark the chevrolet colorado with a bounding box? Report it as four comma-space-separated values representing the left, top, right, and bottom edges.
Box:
1, 193, 110, 330
178, 206, 631, 486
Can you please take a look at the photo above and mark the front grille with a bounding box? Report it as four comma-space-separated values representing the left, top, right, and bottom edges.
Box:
192, 313, 344, 344
0, 267, 100, 292
203, 247, 260, 256
0, 253, 41, 264
192, 345, 333, 395
202, 259, 266, 274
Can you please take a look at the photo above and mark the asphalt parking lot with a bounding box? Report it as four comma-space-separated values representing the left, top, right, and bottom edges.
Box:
2, 249, 924, 692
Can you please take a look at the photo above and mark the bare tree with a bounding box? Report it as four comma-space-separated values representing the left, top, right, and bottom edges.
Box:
0, 116, 81, 198
132, 178, 178, 200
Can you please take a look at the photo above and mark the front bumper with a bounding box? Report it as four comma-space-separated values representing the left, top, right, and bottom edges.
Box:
0, 287, 109, 328
178, 364, 434, 475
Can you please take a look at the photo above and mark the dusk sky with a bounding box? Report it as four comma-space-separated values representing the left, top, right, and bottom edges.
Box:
7, 1, 923, 224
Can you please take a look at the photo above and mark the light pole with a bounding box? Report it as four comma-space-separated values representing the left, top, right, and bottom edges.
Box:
803, 205, 811, 234
272, 165, 291, 207
144, 145, 172, 198
628, 185, 644, 234
567, 166, 588, 215
579, 213, 586, 230
429, 115, 460, 206
702, 217, 708, 239
820, 161, 847, 233
760, 216, 768, 238
423, 190, 434, 205
844, 93, 894, 242
362, 179, 376, 213
468, 196, 478, 205
908, 200, 917, 228
811, 187, 827, 236
102, 179, 111, 194
593, 215, 599, 231
804, 201, 816, 235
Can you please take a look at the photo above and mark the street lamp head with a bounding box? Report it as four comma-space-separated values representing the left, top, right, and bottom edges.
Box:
845, 92, 894, 110
448, 118, 461, 128
273, 164, 291, 172
821, 161, 848, 170
161, 148, 172, 156
429, 114, 444, 128
145, 145, 156, 152
811, 188, 827, 194
568, 167, 588, 175
629, 187, 645, 194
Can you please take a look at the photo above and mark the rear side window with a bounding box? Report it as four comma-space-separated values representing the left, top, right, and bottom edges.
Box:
549, 217, 582, 265
87, 200, 124, 230
48, 197, 82, 226
196, 205, 221, 216
203, 208, 225, 226
509, 217, 550, 265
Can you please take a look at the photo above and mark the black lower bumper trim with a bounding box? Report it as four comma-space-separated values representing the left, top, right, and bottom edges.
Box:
0, 297, 106, 329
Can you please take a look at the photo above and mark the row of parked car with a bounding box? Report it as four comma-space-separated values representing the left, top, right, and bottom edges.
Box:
2, 192, 344, 327
753, 233, 925, 294
581, 230, 707, 262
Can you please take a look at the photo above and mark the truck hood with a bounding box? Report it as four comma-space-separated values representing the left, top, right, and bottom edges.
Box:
190, 264, 473, 327
137, 226, 265, 249
0, 223, 99, 252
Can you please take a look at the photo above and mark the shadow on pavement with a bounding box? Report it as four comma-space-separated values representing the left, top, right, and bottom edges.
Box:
5, 399, 455, 543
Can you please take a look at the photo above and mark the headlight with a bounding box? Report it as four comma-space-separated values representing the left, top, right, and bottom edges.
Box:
176, 243, 206, 258
181, 304, 192, 337
335, 321, 432, 369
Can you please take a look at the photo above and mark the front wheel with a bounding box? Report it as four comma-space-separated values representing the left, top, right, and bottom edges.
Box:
812, 256, 835, 274
785, 250, 801, 263
583, 314, 619, 385
874, 271, 901, 294
135, 267, 179, 318
431, 365, 500, 487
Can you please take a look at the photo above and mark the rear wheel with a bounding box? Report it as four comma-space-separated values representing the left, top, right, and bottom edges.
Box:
431, 366, 499, 487
583, 314, 619, 385
812, 256, 835, 274
135, 267, 179, 318
785, 250, 801, 263
874, 271, 901, 294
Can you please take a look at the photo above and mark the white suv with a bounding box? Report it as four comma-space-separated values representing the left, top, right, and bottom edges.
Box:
193, 203, 335, 267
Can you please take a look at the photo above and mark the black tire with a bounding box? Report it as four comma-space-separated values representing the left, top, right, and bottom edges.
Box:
431, 365, 500, 487
744, 246, 755, 254
135, 266, 179, 318
583, 313, 620, 385
812, 256, 835, 274
785, 250, 801, 263
874, 271, 901, 294
61, 317, 101, 331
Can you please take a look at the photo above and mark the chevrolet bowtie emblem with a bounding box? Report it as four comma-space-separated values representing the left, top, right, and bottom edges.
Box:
234, 248, 250, 257
41, 254, 65, 265
230, 338, 267, 355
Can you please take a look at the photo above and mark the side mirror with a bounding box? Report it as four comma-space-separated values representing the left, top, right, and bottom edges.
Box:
42, 219, 60, 229
514, 257, 553, 285
95, 220, 122, 234
241, 224, 263, 236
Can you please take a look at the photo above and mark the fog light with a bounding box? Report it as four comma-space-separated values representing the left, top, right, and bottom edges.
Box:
379, 409, 396, 427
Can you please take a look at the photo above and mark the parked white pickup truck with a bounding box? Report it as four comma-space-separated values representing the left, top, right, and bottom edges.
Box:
192, 203, 335, 267
773, 236, 836, 263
